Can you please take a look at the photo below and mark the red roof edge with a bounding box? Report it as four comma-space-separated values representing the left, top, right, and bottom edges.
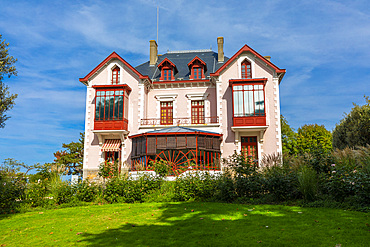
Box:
79, 51, 150, 84
210, 44, 286, 77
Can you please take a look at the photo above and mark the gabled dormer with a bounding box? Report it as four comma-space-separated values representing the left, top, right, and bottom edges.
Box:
158, 58, 177, 81
187, 56, 207, 80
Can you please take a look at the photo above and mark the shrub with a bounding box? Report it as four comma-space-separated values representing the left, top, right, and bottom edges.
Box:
297, 165, 318, 202
99, 161, 119, 179
173, 172, 217, 201
0, 172, 25, 213
54, 181, 75, 205
263, 165, 298, 202
24, 180, 50, 207
75, 180, 101, 202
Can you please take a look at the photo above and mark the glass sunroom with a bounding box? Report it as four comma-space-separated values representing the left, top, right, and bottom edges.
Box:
129, 127, 222, 176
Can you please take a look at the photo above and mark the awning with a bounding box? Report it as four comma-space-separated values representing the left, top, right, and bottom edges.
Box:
101, 139, 121, 152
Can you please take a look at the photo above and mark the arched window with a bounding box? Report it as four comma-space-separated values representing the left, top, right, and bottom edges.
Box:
241, 60, 252, 79
112, 67, 120, 84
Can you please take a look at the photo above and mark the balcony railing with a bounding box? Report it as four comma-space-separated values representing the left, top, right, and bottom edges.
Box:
141, 116, 219, 126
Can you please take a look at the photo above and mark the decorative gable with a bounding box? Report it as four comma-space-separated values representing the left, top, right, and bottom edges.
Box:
187, 56, 207, 80
158, 58, 178, 81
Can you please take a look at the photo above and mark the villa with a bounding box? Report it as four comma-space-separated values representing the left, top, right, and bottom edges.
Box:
79, 37, 286, 179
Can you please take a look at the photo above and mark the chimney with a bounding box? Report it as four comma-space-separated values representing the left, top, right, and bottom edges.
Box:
264, 56, 271, 62
149, 40, 158, 66
217, 37, 224, 63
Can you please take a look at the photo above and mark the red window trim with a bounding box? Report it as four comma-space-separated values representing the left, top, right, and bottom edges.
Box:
160, 101, 173, 125
191, 100, 205, 124
241, 60, 252, 79
241, 136, 258, 160
158, 58, 177, 81
231, 82, 265, 117
112, 67, 120, 84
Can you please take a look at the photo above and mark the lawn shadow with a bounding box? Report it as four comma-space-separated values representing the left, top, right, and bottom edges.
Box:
76, 202, 322, 247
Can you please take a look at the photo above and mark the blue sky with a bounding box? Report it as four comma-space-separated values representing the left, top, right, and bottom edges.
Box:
1, 0, 369, 166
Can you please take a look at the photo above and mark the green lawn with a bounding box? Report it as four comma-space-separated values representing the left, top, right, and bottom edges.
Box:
0, 202, 368, 246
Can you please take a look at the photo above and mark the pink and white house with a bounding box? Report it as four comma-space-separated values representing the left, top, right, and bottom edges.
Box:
80, 37, 286, 179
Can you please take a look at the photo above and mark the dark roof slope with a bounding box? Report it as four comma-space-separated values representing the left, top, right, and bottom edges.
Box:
135, 50, 229, 81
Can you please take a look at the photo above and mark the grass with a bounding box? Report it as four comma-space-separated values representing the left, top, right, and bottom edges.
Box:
0, 202, 369, 246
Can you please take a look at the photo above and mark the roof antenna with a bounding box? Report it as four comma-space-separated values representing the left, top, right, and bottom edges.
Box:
157, 6, 159, 45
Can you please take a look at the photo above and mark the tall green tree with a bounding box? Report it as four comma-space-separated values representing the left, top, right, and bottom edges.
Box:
333, 96, 370, 149
281, 115, 298, 156
0, 34, 18, 128
297, 124, 332, 154
54, 132, 84, 176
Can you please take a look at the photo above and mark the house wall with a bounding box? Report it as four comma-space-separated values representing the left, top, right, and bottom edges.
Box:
217, 51, 282, 160
83, 59, 142, 179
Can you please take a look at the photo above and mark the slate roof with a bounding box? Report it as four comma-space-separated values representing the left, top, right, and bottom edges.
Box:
146, 126, 221, 135
135, 50, 229, 81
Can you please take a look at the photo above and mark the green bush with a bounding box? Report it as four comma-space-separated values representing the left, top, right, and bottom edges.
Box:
103, 174, 161, 203
297, 165, 318, 202
263, 165, 298, 202
54, 181, 75, 205
0, 172, 25, 213
75, 180, 101, 202
24, 181, 50, 207
173, 172, 217, 201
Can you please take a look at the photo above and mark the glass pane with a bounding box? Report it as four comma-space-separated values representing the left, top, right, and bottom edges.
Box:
234, 91, 243, 117
109, 95, 114, 120
245, 91, 254, 116
255, 90, 264, 115
95, 97, 102, 120
114, 96, 119, 120
234, 85, 242, 90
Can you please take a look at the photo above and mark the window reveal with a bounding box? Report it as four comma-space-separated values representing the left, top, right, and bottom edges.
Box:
241, 136, 258, 160
233, 84, 264, 117
163, 69, 172, 81
95, 90, 124, 121
192, 67, 203, 79
241, 61, 252, 79
112, 67, 120, 84
160, 101, 173, 125
191, 100, 205, 124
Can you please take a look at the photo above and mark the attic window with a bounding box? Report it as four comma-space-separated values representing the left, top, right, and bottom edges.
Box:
112, 67, 120, 84
241, 60, 252, 79
188, 56, 207, 80
158, 58, 177, 81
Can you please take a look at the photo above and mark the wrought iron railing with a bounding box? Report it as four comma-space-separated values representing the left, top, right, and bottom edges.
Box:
140, 116, 219, 126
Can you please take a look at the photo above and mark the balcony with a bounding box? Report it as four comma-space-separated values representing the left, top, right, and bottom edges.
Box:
141, 116, 219, 126
233, 115, 266, 127
94, 119, 128, 131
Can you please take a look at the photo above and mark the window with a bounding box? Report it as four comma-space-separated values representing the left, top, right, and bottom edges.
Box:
233, 84, 264, 117
241, 137, 258, 160
241, 60, 252, 79
95, 89, 124, 121
191, 100, 204, 124
105, 151, 120, 162
160, 101, 173, 125
163, 69, 172, 81
192, 67, 203, 79
112, 67, 120, 84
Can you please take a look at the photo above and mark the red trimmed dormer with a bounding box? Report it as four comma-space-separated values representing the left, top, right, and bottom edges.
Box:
187, 56, 207, 80
158, 58, 177, 81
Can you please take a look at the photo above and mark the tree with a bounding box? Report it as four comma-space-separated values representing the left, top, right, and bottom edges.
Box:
54, 132, 84, 176
0, 34, 18, 128
281, 115, 298, 156
333, 96, 370, 149
297, 124, 332, 154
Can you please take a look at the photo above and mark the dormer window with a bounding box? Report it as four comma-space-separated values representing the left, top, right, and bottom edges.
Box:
188, 56, 207, 80
241, 60, 252, 79
163, 69, 172, 81
192, 67, 203, 79
158, 58, 177, 81
112, 67, 120, 84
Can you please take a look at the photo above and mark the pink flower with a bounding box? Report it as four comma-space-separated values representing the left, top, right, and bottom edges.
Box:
331, 164, 336, 167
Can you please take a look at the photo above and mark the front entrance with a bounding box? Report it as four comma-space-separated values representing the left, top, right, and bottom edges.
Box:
241, 136, 258, 161
105, 151, 120, 163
